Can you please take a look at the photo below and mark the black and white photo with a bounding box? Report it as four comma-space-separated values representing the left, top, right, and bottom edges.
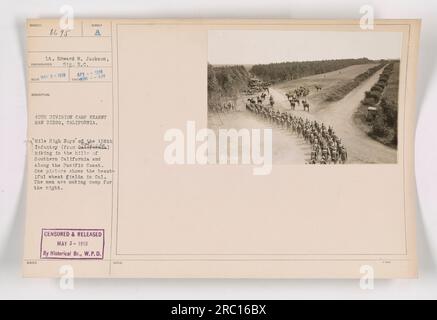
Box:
208, 30, 402, 164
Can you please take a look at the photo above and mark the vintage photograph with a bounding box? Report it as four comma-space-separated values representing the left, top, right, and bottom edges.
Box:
208, 30, 402, 164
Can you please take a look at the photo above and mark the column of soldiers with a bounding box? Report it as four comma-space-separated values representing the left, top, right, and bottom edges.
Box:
246, 95, 348, 164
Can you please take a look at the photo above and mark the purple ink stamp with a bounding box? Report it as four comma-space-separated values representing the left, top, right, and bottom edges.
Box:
40, 228, 105, 260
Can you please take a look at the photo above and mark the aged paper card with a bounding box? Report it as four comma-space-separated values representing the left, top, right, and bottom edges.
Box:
23, 19, 420, 278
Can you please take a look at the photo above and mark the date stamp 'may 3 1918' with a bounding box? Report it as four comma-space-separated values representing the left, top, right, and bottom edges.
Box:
40, 228, 105, 260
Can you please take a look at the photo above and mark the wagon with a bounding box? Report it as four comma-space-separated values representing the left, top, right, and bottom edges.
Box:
366, 106, 378, 121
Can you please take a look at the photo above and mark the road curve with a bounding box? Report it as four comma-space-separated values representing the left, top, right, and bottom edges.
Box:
271, 69, 397, 164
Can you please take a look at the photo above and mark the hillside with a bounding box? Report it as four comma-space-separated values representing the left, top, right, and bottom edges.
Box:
208, 64, 251, 109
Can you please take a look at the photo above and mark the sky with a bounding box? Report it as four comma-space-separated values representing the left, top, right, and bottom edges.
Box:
208, 30, 403, 65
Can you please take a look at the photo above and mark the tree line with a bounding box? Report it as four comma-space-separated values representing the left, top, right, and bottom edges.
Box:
362, 62, 400, 146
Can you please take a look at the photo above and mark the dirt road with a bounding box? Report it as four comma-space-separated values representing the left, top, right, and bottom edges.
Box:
271, 68, 397, 163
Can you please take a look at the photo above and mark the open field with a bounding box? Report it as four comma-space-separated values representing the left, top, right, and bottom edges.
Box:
209, 63, 397, 164
353, 61, 400, 148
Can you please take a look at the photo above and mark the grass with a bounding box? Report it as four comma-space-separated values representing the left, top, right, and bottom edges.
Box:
383, 62, 400, 105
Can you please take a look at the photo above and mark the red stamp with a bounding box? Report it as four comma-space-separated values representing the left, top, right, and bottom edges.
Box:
40, 228, 105, 260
